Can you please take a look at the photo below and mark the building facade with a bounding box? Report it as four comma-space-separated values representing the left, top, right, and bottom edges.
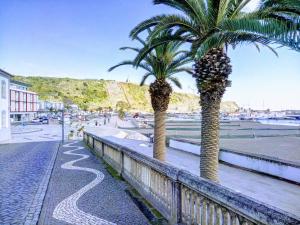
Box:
10, 80, 38, 122
0, 69, 12, 142
38, 100, 64, 112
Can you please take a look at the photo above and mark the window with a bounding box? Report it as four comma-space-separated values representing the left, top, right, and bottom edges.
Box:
1, 110, 6, 128
1, 80, 6, 99
11, 102, 15, 112
20, 102, 24, 112
11, 90, 15, 101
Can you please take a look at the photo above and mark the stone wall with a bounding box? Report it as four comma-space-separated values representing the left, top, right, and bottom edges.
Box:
84, 131, 300, 225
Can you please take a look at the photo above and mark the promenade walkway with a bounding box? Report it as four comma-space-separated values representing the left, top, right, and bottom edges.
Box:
39, 141, 149, 225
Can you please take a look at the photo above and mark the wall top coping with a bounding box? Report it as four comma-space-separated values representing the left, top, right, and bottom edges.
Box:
88, 132, 180, 180
84, 131, 300, 225
170, 138, 300, 168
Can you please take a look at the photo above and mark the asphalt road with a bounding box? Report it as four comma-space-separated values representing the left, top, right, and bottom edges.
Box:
0, 141, 60, 225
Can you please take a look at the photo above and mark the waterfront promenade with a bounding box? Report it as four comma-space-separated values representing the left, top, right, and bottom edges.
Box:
94, 135, 300, 217
2, 121, 299, 224
0, 126, 149, 224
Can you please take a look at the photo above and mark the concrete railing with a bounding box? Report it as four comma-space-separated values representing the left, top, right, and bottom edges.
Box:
84, 132, 299, 225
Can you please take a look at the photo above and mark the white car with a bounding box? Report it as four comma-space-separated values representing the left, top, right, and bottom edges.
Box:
32, 118, 40, 123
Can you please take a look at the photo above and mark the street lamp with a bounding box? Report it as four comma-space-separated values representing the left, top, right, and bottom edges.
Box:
61, 105, 65, 143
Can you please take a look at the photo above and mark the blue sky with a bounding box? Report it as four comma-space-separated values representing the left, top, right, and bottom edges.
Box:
0, 0, 299, 110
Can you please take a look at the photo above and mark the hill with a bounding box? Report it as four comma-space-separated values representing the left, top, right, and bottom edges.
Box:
13, 76, 239, 113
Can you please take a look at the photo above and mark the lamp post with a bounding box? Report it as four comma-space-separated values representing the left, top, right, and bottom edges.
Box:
61, 106, 65, 143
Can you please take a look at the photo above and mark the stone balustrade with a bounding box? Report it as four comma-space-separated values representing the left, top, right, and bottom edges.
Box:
83, 132, 299, 225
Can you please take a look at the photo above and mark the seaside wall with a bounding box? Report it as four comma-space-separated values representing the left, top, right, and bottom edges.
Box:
84, 131, 300, 225
169, 139, 300, 183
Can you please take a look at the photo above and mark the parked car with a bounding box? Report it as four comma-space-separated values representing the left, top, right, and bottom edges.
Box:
32, 118, 40, 123
39, 117, 49, 124
42, 119, 49, 124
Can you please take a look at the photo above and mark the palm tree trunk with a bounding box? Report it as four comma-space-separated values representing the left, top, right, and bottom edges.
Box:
193, 48, 232, 182
200, 93, 221, 182
149, 79, 172, 162
153, 110, 166, 160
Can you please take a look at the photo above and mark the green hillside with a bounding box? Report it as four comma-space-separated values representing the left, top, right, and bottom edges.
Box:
13, 76, 239, 113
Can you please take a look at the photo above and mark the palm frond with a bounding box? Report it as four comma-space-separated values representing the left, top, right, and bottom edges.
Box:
130, 15, 166, 39
168, 76, 182, 89
135, 0, 300, 60
108, 60, 135, 72
140, 72, 153, 86
154, 0, 209, 26
147, 14, 200, 42
119, 47, 140, 52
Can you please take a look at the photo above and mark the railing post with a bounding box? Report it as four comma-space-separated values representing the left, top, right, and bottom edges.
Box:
92, 137, 95, 149
101, 142, 104, 157
120, 151, 125, 177
171, 181, 182, 225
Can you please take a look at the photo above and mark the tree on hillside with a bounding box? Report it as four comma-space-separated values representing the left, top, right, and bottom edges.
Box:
116, 101, 131, 111
116, 101, 131, 120
98, 106, 103, 113
109, 31, 192, 161
130, 0, 300, 181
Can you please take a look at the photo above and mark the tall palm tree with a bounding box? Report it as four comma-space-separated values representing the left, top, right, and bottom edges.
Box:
130, 0, 300, 181
108, 32, 192, 161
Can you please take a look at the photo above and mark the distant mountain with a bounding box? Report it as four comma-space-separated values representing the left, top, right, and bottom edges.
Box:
13, 76, 239, 113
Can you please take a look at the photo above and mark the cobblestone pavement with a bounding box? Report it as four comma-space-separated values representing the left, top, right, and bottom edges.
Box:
1, 124, 70, 144
0, 141, 60, 225
39, 141, 149, 225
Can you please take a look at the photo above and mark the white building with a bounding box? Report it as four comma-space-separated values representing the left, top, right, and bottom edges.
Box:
0, 69, 12, 142
38, 100, 64, 111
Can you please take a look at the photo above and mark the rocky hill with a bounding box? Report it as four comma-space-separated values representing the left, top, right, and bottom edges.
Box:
13, 76, 239, 113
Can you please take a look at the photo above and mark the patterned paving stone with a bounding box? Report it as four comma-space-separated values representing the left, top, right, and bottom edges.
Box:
39, 141, 150, 225
0, 141, 60, 225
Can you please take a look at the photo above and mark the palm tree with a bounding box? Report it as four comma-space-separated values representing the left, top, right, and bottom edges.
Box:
108, 32, 192, 161
130, 0, 300, 181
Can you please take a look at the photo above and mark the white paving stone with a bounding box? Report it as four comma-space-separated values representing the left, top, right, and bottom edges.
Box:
52, 141, 116, 225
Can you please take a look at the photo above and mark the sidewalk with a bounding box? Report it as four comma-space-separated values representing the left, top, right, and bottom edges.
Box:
0, 141, 60, 225
38, 141, 149, 225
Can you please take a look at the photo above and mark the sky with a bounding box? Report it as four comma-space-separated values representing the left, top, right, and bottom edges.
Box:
0, 0, 299, 110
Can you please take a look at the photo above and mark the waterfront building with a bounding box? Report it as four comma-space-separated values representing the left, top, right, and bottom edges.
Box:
70, 104, 79, 110
10, 80, 38, 122
38, 100, 64, 111
0, 69, 12, 141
